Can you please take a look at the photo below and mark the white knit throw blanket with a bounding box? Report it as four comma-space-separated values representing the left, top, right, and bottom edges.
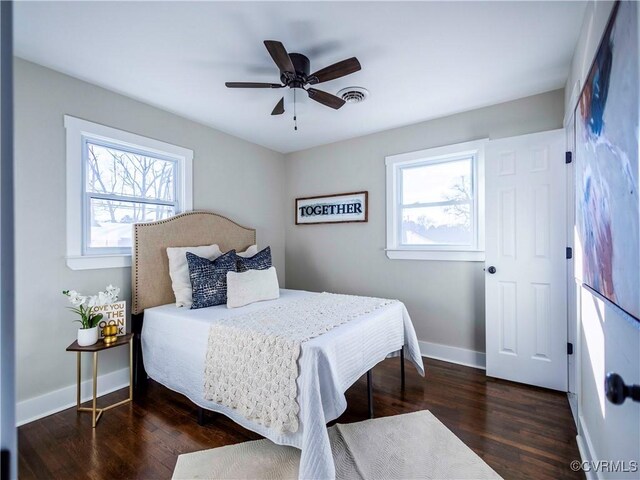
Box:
204, 293, 396, 433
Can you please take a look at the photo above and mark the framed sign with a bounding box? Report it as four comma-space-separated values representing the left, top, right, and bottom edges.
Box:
92, 300, 127, 338
296, 191, 368, 225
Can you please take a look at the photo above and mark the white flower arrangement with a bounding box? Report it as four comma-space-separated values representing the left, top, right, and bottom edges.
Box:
63, 285, 120, 329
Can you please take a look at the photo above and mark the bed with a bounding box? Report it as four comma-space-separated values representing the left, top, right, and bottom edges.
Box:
131, 211, 424, 479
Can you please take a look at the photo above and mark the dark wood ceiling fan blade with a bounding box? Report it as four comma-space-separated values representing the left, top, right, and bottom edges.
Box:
264, 40, 295, 74
307, 88, 346, 109
225, 82, 283, 88
271, 97, 285, 115
308, 57, 361, 84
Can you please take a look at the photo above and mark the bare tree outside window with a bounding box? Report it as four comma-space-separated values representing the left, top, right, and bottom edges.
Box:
444, 174, 472, 228
399, 157, 473, 246
85, 142, 176, 249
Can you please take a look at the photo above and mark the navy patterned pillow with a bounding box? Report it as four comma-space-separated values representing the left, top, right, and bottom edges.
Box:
187, 250, 237, 309
236, 246, 272, 272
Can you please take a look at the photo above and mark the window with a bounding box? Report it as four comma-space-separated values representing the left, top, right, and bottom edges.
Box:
385, 139, 486, 261
65, 116, 193, 270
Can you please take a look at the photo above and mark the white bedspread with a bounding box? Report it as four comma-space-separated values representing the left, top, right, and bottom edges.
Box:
142, 289, 425, 480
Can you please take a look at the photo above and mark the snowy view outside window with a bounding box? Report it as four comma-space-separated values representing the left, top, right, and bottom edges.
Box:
84, 141, 177, 252
400, 157, 473, 246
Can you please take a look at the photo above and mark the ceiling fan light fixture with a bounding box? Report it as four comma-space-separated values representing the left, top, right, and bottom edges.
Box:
337, 87, 369, 104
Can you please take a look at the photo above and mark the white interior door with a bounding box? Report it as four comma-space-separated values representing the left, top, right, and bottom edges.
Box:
485, 129, 568, 391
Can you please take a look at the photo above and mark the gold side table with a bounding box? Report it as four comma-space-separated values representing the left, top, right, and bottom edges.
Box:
66, 333, 134, 427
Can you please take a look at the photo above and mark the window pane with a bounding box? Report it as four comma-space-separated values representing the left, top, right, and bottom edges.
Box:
85, 142, 176, 202
401, 205, 472, 245
401, 158, 472, 205
88, 198, 174, 249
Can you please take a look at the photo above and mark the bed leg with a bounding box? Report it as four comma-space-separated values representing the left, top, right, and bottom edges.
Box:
132, 313, 148, 398
367, 370, 374, 419
400, 346, 405, 390
197, 407, 206, 426
132, 332, 148, 397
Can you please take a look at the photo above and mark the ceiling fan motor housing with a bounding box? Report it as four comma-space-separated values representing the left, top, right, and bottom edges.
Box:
281, 53, 311, 87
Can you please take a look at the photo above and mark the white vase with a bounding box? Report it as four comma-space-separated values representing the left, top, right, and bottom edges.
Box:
77, 326, 99, 347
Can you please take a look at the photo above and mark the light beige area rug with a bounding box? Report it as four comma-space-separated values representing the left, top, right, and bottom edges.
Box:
172, 410, 502, 479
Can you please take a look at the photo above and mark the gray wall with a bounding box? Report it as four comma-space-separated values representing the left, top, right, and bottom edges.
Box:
565, 1, 640, 471
14, 58, 286, 405
285, 90, 564, 353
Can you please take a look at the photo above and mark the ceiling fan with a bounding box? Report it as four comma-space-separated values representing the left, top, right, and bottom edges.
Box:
225, 40, 361, 116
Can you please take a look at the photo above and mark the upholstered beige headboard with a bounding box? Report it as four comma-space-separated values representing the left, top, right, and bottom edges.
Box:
131, 211, 256, 314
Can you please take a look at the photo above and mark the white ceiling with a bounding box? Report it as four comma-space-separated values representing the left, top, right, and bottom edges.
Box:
14, 1, 586, 153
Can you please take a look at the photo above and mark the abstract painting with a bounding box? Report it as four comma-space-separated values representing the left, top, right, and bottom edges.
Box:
575, 1, 639, 320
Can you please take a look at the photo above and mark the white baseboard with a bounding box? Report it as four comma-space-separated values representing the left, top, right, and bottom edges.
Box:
576, 414, 599, 480
17, 367, 130, 426
419, 340, 486, 370
567, 392, 578, 428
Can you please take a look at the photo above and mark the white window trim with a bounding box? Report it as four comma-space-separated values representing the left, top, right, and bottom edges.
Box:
64, 115, 193, 270
385, 139, 487, 262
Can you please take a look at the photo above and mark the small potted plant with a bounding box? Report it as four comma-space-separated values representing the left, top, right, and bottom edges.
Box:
63, 285, 120, 346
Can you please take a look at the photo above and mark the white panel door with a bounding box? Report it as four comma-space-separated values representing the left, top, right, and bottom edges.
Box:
485, 129, 568, 391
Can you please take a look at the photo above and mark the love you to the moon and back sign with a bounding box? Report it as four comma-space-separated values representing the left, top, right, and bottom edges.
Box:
296, 191, 368, 225
91, 300, 127, 338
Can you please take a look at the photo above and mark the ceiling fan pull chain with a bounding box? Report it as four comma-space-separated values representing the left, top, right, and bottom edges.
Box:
293, 89, 298, 131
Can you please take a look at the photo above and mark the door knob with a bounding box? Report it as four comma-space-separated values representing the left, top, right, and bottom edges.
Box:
487, 266, 497, 274
605, 373, 640, 405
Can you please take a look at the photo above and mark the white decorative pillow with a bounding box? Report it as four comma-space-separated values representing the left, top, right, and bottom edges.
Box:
167, 244, 222, 307
237, 245, 258, 258
226, 267, 280, 309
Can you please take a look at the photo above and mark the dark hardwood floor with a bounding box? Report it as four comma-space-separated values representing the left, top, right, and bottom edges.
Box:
18, 358, 582, 479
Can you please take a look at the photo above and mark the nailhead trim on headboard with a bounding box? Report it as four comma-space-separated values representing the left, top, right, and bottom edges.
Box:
132, 211, 256, 314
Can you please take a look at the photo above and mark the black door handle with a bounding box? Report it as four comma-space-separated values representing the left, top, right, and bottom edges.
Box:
486, 266, 497, 274
605, 373, 640, 404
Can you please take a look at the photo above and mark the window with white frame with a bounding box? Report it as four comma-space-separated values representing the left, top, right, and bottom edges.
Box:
65, 116, 193, 270
385, 140, 486, 261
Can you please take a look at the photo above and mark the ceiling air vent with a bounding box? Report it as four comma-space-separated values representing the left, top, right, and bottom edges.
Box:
337, 87, 369, 104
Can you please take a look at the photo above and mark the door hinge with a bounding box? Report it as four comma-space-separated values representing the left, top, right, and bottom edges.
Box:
565, 151, 573, 164
567, 343, 574, 355
566, 247, 573, 259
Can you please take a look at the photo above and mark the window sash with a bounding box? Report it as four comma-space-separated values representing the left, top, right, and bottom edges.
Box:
400, 199, 470, 209
83, 195, 176, 255
83, 137, 179, 203
395, 155, 478, 249
81, 137, 180, 255
397, 206, 475, 247
85, 191, 176, 207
